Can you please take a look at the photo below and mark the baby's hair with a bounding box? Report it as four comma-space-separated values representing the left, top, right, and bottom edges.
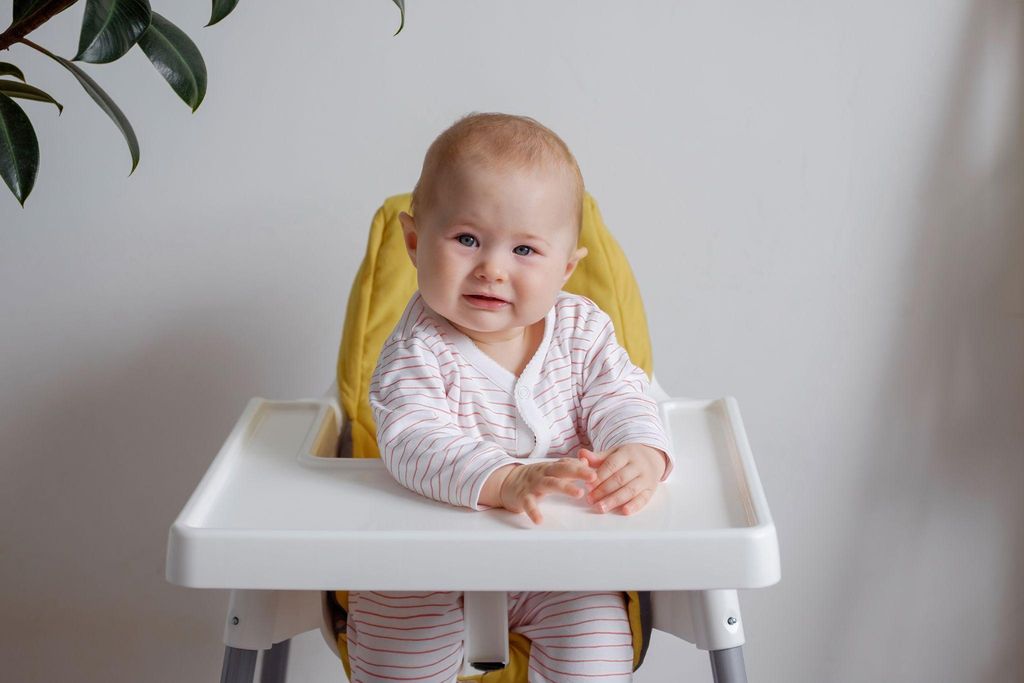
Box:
410, 112, 585, 232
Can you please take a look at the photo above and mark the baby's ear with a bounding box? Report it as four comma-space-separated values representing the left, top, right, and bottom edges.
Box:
399, 211, 418, 267
563, 246, 588, 284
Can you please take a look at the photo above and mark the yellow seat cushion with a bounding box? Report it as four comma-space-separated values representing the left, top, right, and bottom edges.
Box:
337, 192, 654, 460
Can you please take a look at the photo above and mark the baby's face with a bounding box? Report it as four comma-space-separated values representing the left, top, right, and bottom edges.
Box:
400, 161, 586, 343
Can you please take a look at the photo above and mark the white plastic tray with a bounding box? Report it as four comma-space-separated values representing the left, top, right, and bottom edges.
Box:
166, 397, 779, 591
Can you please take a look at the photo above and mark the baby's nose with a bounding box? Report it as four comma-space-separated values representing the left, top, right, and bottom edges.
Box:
475, 259, 507, 281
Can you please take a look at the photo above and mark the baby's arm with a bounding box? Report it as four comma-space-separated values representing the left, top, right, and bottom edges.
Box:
370, 336, 520, 510
478, 464, 518, 507
579, 307, 673, 478
571, 305, 673, 515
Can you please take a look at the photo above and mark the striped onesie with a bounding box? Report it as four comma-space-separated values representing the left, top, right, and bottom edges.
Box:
347, 291, 673, 683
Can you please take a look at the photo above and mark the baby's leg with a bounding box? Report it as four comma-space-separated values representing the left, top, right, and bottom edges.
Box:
346, 590, 464, 683
508, 591, 634, 682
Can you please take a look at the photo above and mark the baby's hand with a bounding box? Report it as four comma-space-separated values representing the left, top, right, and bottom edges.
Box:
499, 459, 598, 525
578, 445, 668, 516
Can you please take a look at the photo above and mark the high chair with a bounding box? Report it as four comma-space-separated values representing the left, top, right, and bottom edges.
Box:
165, 194, 780, 683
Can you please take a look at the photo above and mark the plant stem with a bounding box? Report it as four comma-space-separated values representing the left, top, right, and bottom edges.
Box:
0, 1, 79, 52
20, 38, 57, 59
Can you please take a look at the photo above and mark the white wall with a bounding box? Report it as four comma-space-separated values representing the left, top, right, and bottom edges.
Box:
2, 1, 1022, 681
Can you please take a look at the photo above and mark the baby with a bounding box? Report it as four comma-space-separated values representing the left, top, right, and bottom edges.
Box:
345, 113, 673, 683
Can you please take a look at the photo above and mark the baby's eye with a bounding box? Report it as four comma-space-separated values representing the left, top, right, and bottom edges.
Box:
456, 234, 478, 247
513, 245, 534, 256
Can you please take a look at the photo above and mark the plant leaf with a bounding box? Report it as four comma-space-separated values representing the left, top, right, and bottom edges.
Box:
0, 92, 40, 206
138, 12, 207, 111
0, 79, 64, 114
12, 0, 55, 25
207, 0, 239, 27
11, 0, 76, 30
75, 0, 152, 64
0, 63, 27, 82
392, 0, 405, 35
43, 50, 140, 173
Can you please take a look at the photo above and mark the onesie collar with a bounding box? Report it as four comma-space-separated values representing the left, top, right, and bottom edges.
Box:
436, 303, 556, 394
426, 298, 558, 459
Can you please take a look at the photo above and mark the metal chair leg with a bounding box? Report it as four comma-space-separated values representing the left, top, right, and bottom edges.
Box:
709, 646, 747, 683
220, 646, 258, 683
260, 639, 290, 683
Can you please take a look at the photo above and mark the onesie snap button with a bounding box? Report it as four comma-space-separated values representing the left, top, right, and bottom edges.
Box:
515, 386, 529, 400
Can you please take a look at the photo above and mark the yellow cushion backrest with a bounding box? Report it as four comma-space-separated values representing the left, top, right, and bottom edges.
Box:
337, 192, 654, 459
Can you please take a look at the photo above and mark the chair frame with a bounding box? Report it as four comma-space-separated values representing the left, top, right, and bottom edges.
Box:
168, 377, 777, 683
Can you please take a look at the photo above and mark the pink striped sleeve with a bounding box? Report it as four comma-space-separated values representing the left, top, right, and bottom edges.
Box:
370, 335, 520, 510
578, 306, 674, 481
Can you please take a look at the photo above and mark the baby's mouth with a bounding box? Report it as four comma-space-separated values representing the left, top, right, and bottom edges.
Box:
464, 293, 510, 308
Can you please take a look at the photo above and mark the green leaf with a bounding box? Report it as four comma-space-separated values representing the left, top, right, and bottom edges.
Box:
12, 0, 55, 25
43, 50, 140, 173
0, 92, 40, 206
138, 12, 207, 111
207, 0, 239, 27
392, 0, 405, 35
75, 0, 152, 64
11, 0, 76, 29
0, 79, 64, 114
0, 63, 27, 82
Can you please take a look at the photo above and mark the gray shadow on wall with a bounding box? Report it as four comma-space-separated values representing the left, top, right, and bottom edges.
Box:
822, 2, 1024, 681
0, 304, 279, 682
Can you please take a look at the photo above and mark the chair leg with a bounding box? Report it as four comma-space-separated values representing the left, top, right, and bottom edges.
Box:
220, 646, 258, 683
463, 591, 509, 671
709, 646, 747, 683
260, 640, 290, 683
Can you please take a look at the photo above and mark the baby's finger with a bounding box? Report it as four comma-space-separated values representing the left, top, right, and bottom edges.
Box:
593, 448, 629, 479
577, 448, 608, 467
553, 458, 598, 483
580, 449, 621, 490
589, 471, 642, 511
531, 476, 581, 500
588, 463, 638, 502
523, 494, 543, 525
543, 460, 590, 487
543, 476, 587, 499
617, 489, 654, 516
